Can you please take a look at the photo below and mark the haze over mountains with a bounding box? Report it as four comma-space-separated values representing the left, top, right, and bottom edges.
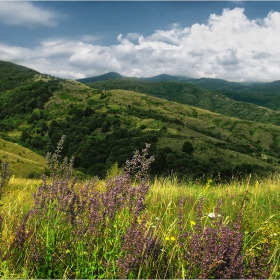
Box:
2, 60, 280, 180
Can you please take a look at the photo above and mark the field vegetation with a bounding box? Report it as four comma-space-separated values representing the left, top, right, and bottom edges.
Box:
0, 137, 280, 278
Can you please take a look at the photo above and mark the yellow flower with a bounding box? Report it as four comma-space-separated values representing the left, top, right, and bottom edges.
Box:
165, 236, 176, 241
65, 249, 70, 254
190, 220, 196, 226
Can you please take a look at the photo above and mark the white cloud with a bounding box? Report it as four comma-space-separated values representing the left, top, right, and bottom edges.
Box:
1, 7, 280, 82
0, 2, 60, 27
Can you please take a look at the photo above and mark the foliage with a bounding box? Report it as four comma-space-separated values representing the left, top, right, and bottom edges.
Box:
0, 60, 39, 92
1, 138, 160, 278
182, 141, 194, 154
0, 156, 12, 199
1, 143, 280, 278
88, 78, 280, 125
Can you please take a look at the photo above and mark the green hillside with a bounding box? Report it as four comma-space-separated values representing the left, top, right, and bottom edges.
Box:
189, 78, 280, 111
0, 138, 46, 178
87, 78, 280, 125
0, 60, 39, 92
83, 74, 280, 111
1, 61, 280, 179
77, 72, 123, 84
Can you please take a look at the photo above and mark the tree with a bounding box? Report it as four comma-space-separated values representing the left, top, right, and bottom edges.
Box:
182, 141, 194, 154
0, 156, 12, 199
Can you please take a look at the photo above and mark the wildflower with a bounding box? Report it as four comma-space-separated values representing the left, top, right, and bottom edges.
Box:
165, 236, 176, 241
190, 220, 196, 226
65, 249, 70, 254
208, 213, 216, 219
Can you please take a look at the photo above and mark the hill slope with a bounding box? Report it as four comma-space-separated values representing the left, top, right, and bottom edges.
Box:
86, 78, 280, 126
1, 61, 280, 179
0, 138, 46, 178
80, 73, 280, 111
77, 72, 123, 84
0, 60, 39, 92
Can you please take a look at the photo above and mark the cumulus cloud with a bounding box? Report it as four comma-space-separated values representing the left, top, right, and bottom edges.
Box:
0, 2, 60, 27
1, 7, 280, 82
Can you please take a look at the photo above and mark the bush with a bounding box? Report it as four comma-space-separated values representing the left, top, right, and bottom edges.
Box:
0, 156, 12, 199
6, 137, 161, 278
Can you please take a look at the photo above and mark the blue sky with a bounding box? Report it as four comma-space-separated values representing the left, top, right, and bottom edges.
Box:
1, 1, 280, 82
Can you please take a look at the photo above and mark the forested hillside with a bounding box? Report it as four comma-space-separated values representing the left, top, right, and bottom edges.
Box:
87, 78, 280, 125
1, 61, 280, 179
0, 60, 39, 92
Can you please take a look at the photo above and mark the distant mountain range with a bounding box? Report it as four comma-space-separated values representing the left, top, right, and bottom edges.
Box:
77, 72, 280, 94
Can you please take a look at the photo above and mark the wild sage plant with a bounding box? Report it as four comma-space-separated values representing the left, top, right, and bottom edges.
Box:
2, 136, 276, 279
7, 137, 161, 278
177, 195, 273, 279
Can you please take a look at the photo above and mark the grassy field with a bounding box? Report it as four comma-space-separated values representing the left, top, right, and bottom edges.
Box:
0, 138, 46, 178
1, 150, 280, 278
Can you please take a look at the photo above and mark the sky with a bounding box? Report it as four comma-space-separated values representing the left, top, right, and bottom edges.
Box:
1, 1, 280, 82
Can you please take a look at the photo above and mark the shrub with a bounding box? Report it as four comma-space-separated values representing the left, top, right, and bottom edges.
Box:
177, 195, 273, 279
0, 156, 12, 199
6, 137, 161, 278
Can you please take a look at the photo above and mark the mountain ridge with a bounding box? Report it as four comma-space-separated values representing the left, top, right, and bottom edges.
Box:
77, 72, 280, 92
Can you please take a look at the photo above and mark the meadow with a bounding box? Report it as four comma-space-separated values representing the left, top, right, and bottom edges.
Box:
0, 138, 280, 278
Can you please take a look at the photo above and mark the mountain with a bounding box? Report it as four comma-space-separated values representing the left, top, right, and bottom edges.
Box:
80, 73, 280, 110
79, 72, 280, 94
2, 61, 280, 180
143, 74, 190, 82
0, 60, 40, 92
85, 78, 280, 126
77, 72, 123, 84
188, 77, 249, 92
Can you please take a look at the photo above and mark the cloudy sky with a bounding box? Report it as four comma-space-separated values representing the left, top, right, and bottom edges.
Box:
1, 1, 280, 82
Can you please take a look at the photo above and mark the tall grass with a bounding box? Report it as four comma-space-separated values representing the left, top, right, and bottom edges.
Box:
0, 138, 280, 278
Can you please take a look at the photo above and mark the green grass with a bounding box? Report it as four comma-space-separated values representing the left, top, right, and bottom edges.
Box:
0, 139, 46, 178
1, 171, 280, 278
147, 174, 280, 232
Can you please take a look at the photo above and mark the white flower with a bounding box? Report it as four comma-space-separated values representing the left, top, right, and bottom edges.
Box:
208, 213, 216, 219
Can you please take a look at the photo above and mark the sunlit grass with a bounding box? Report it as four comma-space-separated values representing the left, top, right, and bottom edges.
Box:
1, 171, 280, 278
148, 174, 280, 233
